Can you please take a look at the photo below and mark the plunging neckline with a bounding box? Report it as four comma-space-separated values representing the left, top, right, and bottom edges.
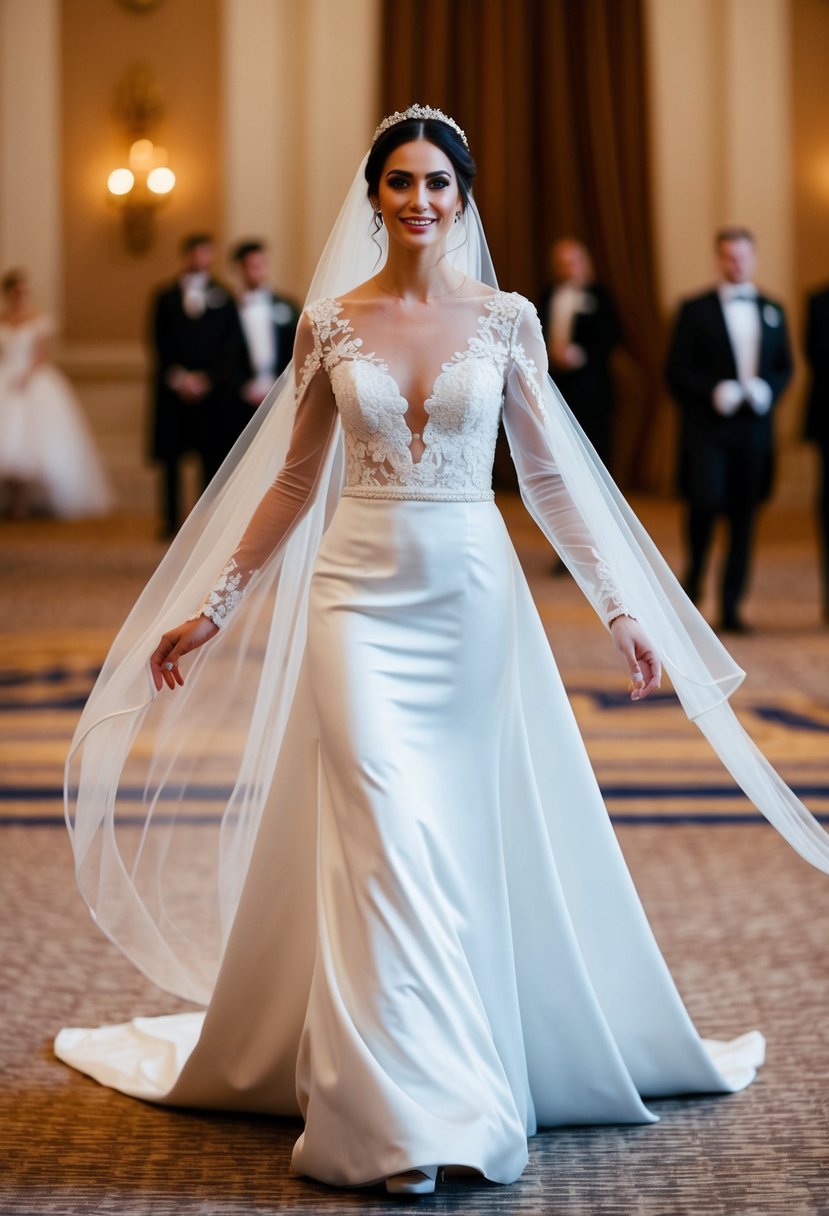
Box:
331, 292, 505, 465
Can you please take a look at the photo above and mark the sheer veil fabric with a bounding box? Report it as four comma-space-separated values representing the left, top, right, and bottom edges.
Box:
56, 134, 829, 1185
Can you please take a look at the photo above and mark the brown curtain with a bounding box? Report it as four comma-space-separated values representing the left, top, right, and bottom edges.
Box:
381, 0, 668, 489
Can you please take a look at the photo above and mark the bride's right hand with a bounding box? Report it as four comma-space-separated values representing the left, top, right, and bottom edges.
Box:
150, 614, 219, 691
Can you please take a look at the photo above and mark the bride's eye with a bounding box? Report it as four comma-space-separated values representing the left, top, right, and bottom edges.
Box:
430, 178, 451, 190
387, 176, 409, 189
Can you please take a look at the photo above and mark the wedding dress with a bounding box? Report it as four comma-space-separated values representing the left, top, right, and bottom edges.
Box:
57, 289, 765, 1185
0, 315, 112, 517
56, 136, 828, 1189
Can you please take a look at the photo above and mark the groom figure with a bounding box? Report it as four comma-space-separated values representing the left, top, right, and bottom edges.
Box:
539, 238, 619, 469
230, 239, 299, 441
149, 233, 251, 537
666, 227, 793, 632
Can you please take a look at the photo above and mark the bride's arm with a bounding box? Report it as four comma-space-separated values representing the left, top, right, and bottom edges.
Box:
503, 300, 660, 700
151, 311, 338, 690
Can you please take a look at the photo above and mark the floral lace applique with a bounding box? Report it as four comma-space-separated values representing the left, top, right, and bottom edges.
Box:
324, 291, 527, 500
189, 557, 243, 627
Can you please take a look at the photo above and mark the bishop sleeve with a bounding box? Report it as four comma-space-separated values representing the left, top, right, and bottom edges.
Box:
503, 300, 634, 628
192, 310, 338, 626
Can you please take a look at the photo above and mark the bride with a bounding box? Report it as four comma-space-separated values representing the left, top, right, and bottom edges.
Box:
57, 107, 829, 1197
0, 268, 112, 519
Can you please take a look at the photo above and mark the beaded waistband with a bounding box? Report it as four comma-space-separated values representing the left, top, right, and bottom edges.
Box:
342, 485, 495, 503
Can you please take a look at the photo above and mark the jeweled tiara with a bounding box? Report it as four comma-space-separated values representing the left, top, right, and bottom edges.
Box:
372, 104, 469, 149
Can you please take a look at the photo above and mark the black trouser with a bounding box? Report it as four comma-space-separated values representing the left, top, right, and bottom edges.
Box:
683, 414, 769, 621
159, 452, 213, 537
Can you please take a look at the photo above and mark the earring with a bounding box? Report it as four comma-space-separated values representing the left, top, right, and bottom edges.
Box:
454, 211, 462, 224
375, 211, 384, 226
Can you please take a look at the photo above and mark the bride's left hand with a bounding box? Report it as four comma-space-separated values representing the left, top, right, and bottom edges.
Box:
609, 616, 661, 701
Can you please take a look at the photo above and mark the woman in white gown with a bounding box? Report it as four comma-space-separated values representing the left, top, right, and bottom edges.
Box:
0, 269, 112, 519
57, 108, 829, 1196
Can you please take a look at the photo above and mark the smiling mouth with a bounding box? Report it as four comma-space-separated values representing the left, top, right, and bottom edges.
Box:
401, 217, 436, 229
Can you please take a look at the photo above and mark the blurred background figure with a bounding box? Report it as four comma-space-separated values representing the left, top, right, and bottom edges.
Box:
0, 269, 112, 520
231, 239, 299, 440
539, 238, 620, 469
148, 233, 251, 538
666, 228, 793, 634
805, 281, 829, 623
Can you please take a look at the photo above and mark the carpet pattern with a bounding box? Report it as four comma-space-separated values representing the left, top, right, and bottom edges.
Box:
1, 498, 828, 1213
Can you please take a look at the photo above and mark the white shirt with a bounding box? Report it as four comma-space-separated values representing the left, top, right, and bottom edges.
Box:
718, 282, 760, 383
548, 284, 580, 354
712, 282, 771, 416
180, 273, 209, 319
238, 290, 276, 378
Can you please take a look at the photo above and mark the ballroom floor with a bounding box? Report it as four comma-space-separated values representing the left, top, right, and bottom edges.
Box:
1, 492, 828, 1215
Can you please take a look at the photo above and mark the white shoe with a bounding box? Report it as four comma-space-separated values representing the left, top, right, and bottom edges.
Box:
385, 1165, 438, 1195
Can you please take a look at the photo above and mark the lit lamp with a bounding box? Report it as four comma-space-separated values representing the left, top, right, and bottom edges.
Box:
106, 67, 176, 254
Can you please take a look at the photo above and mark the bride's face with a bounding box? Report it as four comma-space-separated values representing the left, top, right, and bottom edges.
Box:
373, 139, 461, 252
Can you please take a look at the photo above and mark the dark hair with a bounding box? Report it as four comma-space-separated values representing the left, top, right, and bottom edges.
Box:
180, 232, 213, 254
1, 267, 25, 296
715, 226, 755, 247
365, 118, 477, 228
231, 239, 266, 262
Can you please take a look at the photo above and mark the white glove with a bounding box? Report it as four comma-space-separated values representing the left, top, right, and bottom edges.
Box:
712, 380, 744, 416
744, 377, 773, 415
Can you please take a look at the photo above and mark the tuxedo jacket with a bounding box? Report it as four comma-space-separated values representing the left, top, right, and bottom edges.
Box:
149, 278, 252, 461
538, 281, 619, 412
666, 288, 793, 499
236, 291, 300, 384
805, 285, 829, 445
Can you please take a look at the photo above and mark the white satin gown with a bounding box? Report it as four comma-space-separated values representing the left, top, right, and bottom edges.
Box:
56, 292, 764, 1187
0, 315, 111, 516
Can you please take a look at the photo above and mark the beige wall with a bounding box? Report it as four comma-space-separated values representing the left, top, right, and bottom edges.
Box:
645, 0, 793, 310
61, 0, 222, 343
0, 0, 61, 316
222, 0, 380, 302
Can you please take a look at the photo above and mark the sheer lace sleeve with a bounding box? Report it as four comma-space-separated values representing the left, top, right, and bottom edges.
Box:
503, 300, 634, 628
192, 309, 338, 626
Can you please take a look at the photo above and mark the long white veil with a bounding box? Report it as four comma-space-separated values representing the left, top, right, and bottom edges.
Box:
66, 146, 829, 1008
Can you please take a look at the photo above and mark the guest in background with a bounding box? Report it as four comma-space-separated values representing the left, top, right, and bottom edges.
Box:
804, 282, 829, 623
539, 238, 620, 468
666, 227, 793, 634
0, 268, 112, 519
149, 233, 251, 538
231, 239, 299, 440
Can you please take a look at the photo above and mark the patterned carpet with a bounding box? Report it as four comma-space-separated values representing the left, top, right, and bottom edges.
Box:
1, 496, 828, 1214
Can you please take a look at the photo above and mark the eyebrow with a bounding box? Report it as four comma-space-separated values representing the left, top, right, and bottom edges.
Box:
383, 168, 453, 178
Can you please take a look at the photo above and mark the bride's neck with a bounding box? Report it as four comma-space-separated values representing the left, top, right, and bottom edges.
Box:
375, 245, 462, 304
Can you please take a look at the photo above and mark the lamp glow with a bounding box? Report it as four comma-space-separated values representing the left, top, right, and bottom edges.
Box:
147, 166, 176, 195
107, 168, 135, 196
129, 139, 155, 169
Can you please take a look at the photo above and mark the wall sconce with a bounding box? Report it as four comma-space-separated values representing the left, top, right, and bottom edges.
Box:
107, 66, 175, 254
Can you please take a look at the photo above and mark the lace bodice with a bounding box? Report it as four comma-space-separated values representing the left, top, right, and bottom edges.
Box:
300, 293, 522, 501
191, 293, 633, 629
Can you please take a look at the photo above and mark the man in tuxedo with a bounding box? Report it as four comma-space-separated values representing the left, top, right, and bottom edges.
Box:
539, 238, 620, 468
149, 232, 251, 537
804, 282, 829, 622
231, 239, 299, 439
666, 227, 793, 632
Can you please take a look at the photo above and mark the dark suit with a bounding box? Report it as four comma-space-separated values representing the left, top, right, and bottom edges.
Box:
539, 282, 619, 467
232, 291, 300, 441
804, 284, 829, 615
666, 288, 793, 624
149, 278, 251, 534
